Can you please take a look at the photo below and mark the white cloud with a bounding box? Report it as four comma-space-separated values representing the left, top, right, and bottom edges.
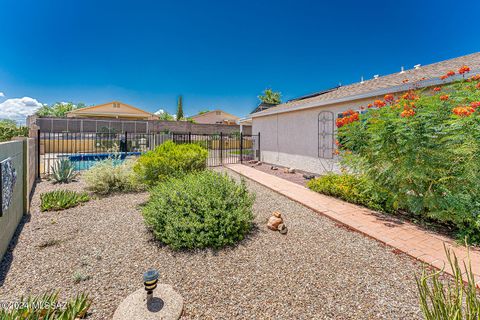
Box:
154, 108, 165, 115
0, 97, 43, 123
0, 92, 4, 97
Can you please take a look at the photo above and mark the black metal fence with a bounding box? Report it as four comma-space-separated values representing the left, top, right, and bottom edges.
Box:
172, 132, 259, 167
38, 131, 259, 176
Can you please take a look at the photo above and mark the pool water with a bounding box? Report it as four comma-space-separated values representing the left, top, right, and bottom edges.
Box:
59, 152, 142, 171
71, 158, 125, 171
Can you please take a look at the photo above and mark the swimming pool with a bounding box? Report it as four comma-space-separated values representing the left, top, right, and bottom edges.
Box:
58, 152, 142, 171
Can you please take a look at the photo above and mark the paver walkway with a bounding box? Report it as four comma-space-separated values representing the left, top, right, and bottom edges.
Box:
227, 164, 480, 283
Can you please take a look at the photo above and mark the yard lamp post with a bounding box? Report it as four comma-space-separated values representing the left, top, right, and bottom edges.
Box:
143, 269, 159, 303
113, 268, 184, 319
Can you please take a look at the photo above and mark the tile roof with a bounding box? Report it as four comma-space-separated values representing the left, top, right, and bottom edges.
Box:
252, 52, 480, 117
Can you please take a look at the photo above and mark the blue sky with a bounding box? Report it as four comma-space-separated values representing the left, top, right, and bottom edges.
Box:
1, 0, 479, 122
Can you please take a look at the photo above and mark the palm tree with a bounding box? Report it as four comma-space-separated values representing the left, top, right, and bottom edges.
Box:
258, 89, 281, 104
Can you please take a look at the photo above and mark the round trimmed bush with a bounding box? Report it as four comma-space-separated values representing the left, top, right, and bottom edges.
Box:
142, 170, 255, 249
134, 141, 208, 186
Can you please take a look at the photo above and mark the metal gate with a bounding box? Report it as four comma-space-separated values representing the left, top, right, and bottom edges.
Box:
172, 133, 259, 167
38, 131, 260, 176
318, 111, 334, 159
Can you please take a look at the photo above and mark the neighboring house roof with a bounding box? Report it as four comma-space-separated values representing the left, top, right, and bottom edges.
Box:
286, 86, 340, 103
252, 52, 480, 118
190, 109, 240, 120
250, 102, 278, 114
67, 101, 159, 120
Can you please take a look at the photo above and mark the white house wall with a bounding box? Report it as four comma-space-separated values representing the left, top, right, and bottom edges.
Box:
252, 96, 381, 174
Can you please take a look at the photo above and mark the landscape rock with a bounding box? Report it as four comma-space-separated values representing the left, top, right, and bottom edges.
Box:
267, 216, 283, 231
270, 166, 278, 170
288, 168, 296, 174
278, 224, 288, 235
303, 174, 315, 180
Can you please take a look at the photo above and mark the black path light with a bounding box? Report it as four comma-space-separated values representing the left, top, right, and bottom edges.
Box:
143, 269, 159, 303
113, 268, 184, 319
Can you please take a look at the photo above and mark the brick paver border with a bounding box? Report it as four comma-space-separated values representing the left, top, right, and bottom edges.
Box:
226, 164, 480, 284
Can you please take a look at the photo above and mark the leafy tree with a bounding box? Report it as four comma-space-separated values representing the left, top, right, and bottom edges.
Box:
176, 95, 184, 120
258, 89, 281, 104
35, 102, 87, 117
158, 111, 175, 121
0, 119, 17, 127
0, 119, 29, 142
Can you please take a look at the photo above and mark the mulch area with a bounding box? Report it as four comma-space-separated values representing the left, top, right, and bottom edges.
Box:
0, 169, 424, 319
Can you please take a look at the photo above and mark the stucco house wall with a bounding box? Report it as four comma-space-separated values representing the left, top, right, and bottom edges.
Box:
252, 96, 379, 174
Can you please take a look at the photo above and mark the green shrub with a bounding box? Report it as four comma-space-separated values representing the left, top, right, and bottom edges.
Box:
307, 173, 393, 213
0, 119, 29, 142
416, 244, 480, 319
83, 158, 143, 195
134, 141, 208, 186
142, 170, 255, 250
41, 190, 90, 211
0, 291, 91, 319
337, 76, 480, 242
51, 159, 77, 184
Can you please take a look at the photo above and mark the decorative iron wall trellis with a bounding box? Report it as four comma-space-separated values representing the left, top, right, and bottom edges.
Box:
318, 111, 334, 159
38, 131, 260, 176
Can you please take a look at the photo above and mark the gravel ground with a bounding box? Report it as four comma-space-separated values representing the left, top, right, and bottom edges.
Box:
0, 169, 424, 319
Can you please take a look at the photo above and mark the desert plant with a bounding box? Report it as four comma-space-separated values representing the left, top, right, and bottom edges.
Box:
83, 158, 143, 195
143, 170, 255, 249
134, 140, 208, 186
0, 291, 91, 319
51, 159, 76, 184
416, 244, 480, 319
307, 173, 393, 213
73, 271, 91, 284
40, 190, 90, 211
337, 74, 480, 242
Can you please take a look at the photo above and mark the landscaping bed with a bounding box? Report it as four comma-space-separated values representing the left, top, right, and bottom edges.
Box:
0, 169, 424, 319
247, 162, 314, 186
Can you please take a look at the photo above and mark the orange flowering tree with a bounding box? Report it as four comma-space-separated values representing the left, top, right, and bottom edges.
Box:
337, 72, 480, 242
